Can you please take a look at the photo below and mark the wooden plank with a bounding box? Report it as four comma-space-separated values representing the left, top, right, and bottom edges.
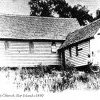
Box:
65, 41, 90, 66
0, 41, 62, 67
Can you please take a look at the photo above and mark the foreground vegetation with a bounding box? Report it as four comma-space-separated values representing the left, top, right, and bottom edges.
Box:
0, 63, 100, 93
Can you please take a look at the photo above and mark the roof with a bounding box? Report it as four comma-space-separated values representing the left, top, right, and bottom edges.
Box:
0, 14, 80, 40
59, 18, 100, 49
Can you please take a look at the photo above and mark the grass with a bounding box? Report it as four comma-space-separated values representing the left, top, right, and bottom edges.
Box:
0, 64, 100, 93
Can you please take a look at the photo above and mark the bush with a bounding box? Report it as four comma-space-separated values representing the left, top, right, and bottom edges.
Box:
77, 74, 89, 83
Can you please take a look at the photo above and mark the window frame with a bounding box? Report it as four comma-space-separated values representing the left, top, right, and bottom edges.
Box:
29, 41, 34, 53
5, 41, 9, 50
76, 44, 83, 56
69, 47, 72, 57
51, 41, 57, 53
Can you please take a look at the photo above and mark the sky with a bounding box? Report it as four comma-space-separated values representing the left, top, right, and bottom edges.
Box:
0, 0, 30, 15
0, 0, 100, 17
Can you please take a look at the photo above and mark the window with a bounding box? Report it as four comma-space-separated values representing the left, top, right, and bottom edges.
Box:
29, 41, 34, 53
76, 44, 83, 56
97, 33, 100, 35
51, 42, 57, 53
5, 41, 9, 50
69, 47, 72, 57
76, 45, 78, 56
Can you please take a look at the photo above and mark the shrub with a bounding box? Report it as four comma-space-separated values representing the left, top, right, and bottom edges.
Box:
77, 74, 89, 83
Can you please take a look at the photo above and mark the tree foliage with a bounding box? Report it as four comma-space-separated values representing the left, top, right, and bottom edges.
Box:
28, 0, 93, 26
29, 0, 52, 17
71, 4, 93, 25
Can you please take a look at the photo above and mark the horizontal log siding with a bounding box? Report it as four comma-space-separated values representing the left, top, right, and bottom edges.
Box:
0, 41, 61, 67
65, 41, 90, 67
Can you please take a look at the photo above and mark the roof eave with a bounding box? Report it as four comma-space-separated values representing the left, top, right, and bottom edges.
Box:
0, 38, 65, 42
58, 36, 94, 51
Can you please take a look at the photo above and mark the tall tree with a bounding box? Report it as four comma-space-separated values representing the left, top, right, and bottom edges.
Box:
29, 0, 52, 17
71, 4, 93, 25
28, 0, 93, 25
50, 0, 72, 18
28, 0, 71, 17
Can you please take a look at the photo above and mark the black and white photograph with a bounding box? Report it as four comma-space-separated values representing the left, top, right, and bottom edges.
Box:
0, 0, 100, 99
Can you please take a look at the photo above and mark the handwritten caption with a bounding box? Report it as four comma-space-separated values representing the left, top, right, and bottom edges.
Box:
0, 93, 44, 98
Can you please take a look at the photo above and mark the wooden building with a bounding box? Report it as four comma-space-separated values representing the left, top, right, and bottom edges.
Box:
59, 18, 100, 67
0, 14, 80, 67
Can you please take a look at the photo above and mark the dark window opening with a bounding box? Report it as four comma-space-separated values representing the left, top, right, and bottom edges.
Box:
69, 47, 72, 57
97, 33, 100, 35
76, 44, 83, 56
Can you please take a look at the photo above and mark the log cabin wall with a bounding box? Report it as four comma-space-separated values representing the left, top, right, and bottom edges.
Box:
0, 40, 62, 67
65, 41, 90, 67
